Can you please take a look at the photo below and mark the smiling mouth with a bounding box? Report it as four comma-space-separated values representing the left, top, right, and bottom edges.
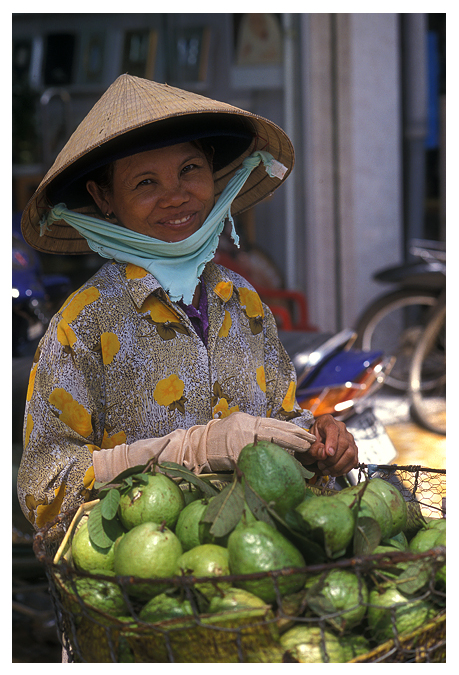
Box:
163, 214, 194, 226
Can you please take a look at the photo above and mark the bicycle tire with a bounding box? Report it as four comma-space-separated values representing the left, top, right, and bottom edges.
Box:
409, 299, 446, 435
354, 289, 440, 391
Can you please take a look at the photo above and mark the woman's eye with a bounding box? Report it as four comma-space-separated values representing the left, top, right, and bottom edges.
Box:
137, 178, 154, 187
182, 163, 198, 174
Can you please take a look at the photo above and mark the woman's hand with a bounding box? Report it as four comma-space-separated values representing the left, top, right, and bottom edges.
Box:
294, 414, 358, 477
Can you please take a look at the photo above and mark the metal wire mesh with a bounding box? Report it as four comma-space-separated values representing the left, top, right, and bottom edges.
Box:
33, 465, 446, 663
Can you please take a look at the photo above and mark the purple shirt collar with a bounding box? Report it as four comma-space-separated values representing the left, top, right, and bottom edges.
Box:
177, 278, 209, 346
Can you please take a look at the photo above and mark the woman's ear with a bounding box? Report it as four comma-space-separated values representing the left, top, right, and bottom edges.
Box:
86, 180, 111, 216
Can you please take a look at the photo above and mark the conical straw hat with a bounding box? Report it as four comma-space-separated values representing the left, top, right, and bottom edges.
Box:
21, 74, 294, 254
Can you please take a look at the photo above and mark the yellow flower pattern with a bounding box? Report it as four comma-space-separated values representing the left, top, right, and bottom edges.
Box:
101, 332, 121, 365
256, 365, 267, 393
24, 413, 33, 446
154, 374, 186, 412
279, 381, 302, 421
125, 263, 148, 280
57, 319, 77, 349
282, 381, 297, 412
214, 281, 233, 302
35, 482, 67, 528
218, 310, 232, 338
212, 398, 240, 419
141, 295, 180, 323
61, 286, 100, 323
238, 286, 264, 335
238, 287, 264, 318
26, 363, 37, 402
101, 430, 127, 449
17, 260, 313, 529
49, 388, 93, 437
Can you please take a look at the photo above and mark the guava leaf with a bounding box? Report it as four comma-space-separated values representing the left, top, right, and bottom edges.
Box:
243, 481, 277, 529
266, 506, 327, 563
201, 481, 245, 537
240, 480, 327, 563
306, 586, 338, 621
396, 560, 433, 595
289, 455, 315, 480
94, 464, 149, 491
353, 516, 381, 555
87, 501, 122, 549
131, 473, 151, 486
99, 487, 121, 520
159, 462, 221, 497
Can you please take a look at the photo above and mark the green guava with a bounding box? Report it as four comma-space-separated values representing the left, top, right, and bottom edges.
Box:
368, 586, 437, 643
113, 521, 182, 599
334, 486, 392, 542
71, 516, 124, 573
237, 440, 306, 516
365, 478, 407, 538
227, 520, 307, 603
306, 567, 368, 630
208, 587, 268, 614
409, 527, 444, 553
72, 572, 128, 617
280, 625, 345, 663
118, 473, 185, 530
138, 592, 194, 623
176, 543, 231, 599
174, 499, 209, 551
295, 495, 355, 558
347, 484, 393, 541
425, 518, 446, 532
340, 633, 371, 661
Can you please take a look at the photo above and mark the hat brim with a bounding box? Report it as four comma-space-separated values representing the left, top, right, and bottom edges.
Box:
21, 77, 294, 255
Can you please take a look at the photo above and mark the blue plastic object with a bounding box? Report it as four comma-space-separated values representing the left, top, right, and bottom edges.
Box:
297, 349, 383, 393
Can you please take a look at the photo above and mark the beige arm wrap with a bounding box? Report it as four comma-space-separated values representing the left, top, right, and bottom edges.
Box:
92, 412, 316, 484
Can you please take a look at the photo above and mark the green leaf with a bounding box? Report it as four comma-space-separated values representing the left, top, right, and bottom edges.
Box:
290, 455, 315, 480
353, 516, 381, 555
159, 462, 221, 497
201, 481, 245, 538
100, 488, 120, 520
238, 478, 326, 563
87, 501, 122, 549
94, 464, 150, 491
243, 481, 277, 529
396, 560, 433, 595
306, 584, 338, 621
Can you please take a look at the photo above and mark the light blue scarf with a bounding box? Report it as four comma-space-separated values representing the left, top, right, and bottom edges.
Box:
40, 151, 287, 304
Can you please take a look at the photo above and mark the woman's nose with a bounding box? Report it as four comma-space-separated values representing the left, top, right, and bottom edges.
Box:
157, 179, 190, 208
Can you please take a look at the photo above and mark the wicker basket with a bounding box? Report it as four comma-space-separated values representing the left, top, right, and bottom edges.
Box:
33, 464, 446, 663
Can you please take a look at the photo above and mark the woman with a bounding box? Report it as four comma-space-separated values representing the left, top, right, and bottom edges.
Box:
17, 75, 358, 529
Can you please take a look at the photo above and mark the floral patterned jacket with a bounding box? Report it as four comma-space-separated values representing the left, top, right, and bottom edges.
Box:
17, 260, 314, 529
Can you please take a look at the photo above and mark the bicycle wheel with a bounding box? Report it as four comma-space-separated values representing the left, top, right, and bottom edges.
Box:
354, 289, 440, 391
409, 300, 446, 435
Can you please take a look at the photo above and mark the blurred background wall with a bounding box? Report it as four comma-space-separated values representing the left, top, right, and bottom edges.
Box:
12, 12, 445, 332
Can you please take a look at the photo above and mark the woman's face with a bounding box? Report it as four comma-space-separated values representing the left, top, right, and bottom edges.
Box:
87, 142, 215, 242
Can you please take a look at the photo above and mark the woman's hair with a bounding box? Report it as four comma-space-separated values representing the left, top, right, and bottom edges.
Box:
87, 139, 214, 195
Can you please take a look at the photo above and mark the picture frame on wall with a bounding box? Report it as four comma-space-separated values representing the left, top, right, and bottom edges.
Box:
167, 26, 211, 88
233, 13, 282, 66
79, 31, 106, 85
231, 14, 283, 89
13, 38, 34, 87
122, 29, 158, 80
